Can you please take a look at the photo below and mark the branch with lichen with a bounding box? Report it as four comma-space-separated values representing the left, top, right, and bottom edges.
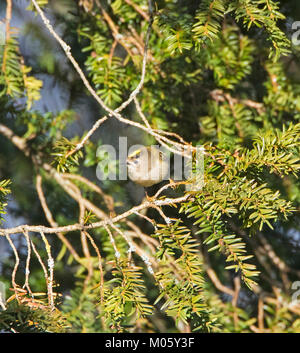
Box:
30, 0, 195, 160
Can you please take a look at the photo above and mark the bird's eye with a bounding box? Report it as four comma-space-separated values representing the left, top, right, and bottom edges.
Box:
127, 151, 140, 166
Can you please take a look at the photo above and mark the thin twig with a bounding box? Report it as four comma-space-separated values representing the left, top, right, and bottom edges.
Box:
36, 174, 82, 264
232, 276, 241, 329
124, 0, 150, 21
30, 0, 196, 160
30, 238, 51, 306
258, 296, 265, 331
39, 231, 55, 310
23, 230, 33, 298
206, 267, 235, 297
104, 224, 120, 259
83, 231, 105, 304
5, 234, 20, 301
61, 173, 114, 213
0, 194, 190, 236
79, 202, 94, 286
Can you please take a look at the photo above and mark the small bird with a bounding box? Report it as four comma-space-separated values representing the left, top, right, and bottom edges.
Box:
127, 146, 169, 188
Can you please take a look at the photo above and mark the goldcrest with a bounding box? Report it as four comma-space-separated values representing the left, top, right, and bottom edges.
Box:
127, 146, 169, 187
